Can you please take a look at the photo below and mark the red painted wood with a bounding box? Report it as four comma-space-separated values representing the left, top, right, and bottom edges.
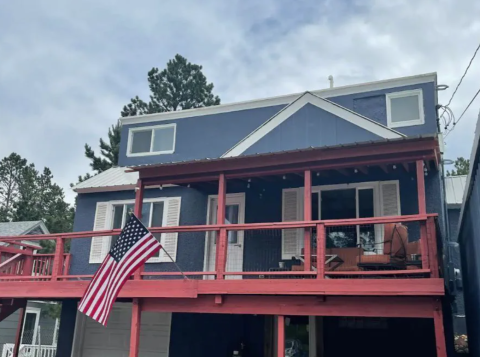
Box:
326, 269, 430, 276
143, 295, 437, 318
220, 271, 316, 276
317, 224, 325, 279
0, 278, 445, 299
134, 180, 145, 280
427, 217, 439, 278
278, 315, 285, 357
136, 136, 438, 180
216, 174, 227, 280
63, 254, 71, 276
22, 248, 34, 277
13, 304, 27, 357
129, 298, 141, 357
51, 237, 64, 281
433, 299, 447, 357
140, 271, 216, 276
0, 254, 22, 272
214, 295, 223, 305
416, 160, 427, 215
303, 170, 312, 272
420, 222, 430, 270
0, 246, 33, 256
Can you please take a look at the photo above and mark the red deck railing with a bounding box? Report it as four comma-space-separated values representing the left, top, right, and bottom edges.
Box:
0, 214, 439, 283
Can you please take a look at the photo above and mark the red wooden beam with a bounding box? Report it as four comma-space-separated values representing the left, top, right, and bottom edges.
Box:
0, 246, 33, 256
427, 217, 439, 278
0, 278, 445, 299
216, 174, 227, 280
316, 223, 325, 279
51, 238, 64, 281
420, 222, 430, 270
13, 303, 27, 357
326, 269, 430, 276
129, 298, 141, 357
142, 295, 438, 318
303, 170, 312, 272
134, 179, 145, 280
433, 299, 447, 357
278, 315, 285, 357
416, 160, 426, 215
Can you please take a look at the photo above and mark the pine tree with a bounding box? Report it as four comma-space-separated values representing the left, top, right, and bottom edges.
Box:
447, 157, 470, 176
0, 153, 28, 222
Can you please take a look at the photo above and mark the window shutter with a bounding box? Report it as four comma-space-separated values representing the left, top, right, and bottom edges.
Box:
89, 202, 112, 264
380, 181, 401, 216
160, 197, 181, 262
282, 188, 304, 260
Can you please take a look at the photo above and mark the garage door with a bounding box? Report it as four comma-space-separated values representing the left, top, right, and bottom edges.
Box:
81, 303, 171, 357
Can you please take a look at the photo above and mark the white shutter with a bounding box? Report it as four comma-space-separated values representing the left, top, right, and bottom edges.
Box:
380, 181, 401, 216
89, 202, 112, 264
281, 188, 304, 259
160, 197, 181, 262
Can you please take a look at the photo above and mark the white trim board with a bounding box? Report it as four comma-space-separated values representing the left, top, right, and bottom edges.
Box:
119, 73, 437, 125
222, 92, 405, 158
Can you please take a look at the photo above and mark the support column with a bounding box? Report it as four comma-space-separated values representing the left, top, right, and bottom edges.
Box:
316, 223, 325, 279
13, 302, 26, 357
416, 160, 426, 215
215, 174, 227, 280
129, 298, 142, 357
133, 179, 145, 280
277, 315, 285, 357
56, 299, 78, 357
433, 300, 447, 357
22, 247, 34, 277
303, 170, 312, 271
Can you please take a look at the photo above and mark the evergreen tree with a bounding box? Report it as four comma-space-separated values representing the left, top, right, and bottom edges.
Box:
447, 157, 470, 176
0, 153, 27, 221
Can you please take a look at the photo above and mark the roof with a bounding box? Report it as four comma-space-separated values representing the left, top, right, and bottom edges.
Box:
445, 175, 467, 207
0, 221, 49, 236
72, 167, 139, 193
222, 91, 405, 158
119, 72, 437, 126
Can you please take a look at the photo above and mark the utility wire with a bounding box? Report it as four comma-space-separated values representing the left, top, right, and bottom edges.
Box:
440, 41, 480, 121
445, 86, 480, 137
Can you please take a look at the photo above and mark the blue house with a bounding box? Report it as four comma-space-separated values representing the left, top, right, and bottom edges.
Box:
0, 72, 456, 357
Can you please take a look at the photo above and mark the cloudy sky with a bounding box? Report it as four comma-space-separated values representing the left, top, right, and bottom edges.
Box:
1, 0, 479, 204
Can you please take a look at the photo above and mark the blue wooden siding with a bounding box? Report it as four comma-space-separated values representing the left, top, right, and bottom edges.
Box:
119, 82, 437, 167
242, 103, 382, 156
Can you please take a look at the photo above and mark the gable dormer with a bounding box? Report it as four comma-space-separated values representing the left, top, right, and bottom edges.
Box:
118, 72, 437, 167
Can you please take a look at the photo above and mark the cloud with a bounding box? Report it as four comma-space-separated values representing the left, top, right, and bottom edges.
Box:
0, 0, 479, 204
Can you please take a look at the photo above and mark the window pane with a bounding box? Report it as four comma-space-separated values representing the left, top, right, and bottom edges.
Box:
151, 202, 165, 227
390, 94, 420, 123
152, 126, 175, 152
131, 130, 152, 153
226, 204, 239, 244
22, 313, 37, 344
112, 205, 124, 229
322, 189, 356, 248
141, 203, 151, 226
123, 204, 135, 226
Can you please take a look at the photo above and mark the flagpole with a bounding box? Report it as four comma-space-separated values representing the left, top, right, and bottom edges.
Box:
161, 247, 189, 280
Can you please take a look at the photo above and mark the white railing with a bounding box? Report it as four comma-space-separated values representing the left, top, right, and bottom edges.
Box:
1, 344, 57, 357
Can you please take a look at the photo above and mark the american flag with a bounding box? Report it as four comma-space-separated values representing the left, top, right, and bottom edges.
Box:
78, 213, 161, 326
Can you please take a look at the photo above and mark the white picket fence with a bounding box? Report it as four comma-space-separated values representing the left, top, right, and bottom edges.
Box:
1, 344, 57, 357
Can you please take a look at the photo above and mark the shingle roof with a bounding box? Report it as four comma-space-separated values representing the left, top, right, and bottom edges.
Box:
445, 175, 467, 207
0, 221, 47, 236
72, 167, 139, 193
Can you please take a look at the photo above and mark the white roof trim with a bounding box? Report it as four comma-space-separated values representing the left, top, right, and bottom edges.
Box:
119, 73, 437, 125
222, 92, 405, 158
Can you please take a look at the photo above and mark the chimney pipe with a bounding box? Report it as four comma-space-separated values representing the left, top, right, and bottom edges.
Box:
328, 75, 334, 88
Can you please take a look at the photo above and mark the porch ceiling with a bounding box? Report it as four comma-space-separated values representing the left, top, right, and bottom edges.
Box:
130, 135, 440, 185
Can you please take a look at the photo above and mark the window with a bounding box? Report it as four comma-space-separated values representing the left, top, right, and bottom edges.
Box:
127, 124, 176, 156
386, 89, 424, 128
21, 308, 40, 345
110, 201, 166, 260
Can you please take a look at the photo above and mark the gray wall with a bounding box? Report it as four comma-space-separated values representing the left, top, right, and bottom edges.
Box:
119, 82, 438, 167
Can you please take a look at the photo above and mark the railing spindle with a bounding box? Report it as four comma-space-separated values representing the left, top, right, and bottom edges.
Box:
51, 237, 64, 281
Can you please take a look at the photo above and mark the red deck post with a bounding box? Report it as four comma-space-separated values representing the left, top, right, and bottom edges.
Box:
13, 302, 26, 357
51, 237, 64, 281
277, 315, 285, 357
427, 217, 439, 278
416, 160, 426, 215
303, 170, 312, 271
420, 222, 430, 270
133, 180, 145, 280
129, 298, 142, 357
215, 174, 227, 280
433, 300, 447, 357
316, 223, 325, 279
22, 247, 34, 277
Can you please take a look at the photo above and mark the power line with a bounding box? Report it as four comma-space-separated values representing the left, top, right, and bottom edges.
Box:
444, 86, 480, 137
440, 41, 480, 120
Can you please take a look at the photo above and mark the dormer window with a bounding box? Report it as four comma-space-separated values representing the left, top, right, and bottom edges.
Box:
127, 123, 176, 156
386, 89, 424, 128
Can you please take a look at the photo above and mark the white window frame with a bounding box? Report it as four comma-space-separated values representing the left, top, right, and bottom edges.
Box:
386, 89, 424, 128
108, 197, 171, 263
127, 123, 176, 157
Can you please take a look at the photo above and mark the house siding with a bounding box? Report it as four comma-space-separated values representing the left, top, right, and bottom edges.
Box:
119, 82, 437, 167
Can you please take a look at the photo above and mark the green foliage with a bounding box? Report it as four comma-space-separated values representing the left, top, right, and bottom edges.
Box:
447, 157, 470, 176
0, 153, 74, 253
121, 54, 220, 116
41, 302, 62, 320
